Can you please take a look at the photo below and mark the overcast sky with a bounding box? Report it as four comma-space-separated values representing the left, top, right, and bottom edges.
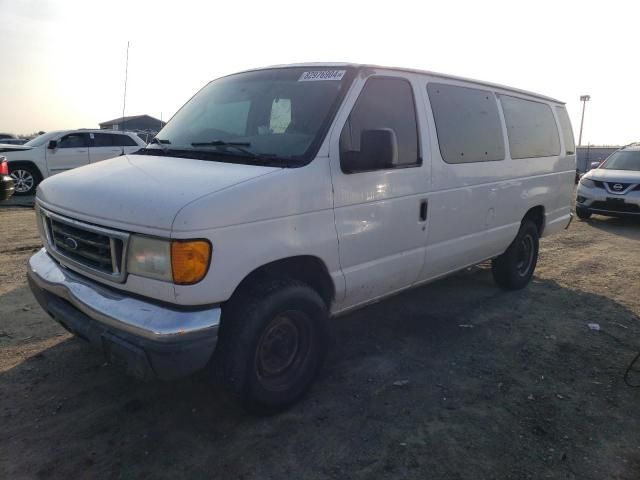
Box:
0, 0, 637, 145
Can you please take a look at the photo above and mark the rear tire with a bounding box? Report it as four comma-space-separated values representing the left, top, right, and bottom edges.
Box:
492, 220, 539, 290
9, 164, 40, 196
576, 206, 592, 220
215, 278, 328, 413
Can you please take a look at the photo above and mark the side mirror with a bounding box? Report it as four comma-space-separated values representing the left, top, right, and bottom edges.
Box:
342, 128, 398, 173
47, 140, 57, 150
590, 161, 601, 169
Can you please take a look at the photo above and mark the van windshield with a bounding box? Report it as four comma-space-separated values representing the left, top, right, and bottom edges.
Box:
601, 150, 640, 171
149, 67, 354, 166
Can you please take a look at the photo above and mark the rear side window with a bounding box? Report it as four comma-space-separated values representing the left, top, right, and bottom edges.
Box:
427, 83, 505, 163
92, 133, 114, 147
499, 95, 561, 159
555, 106, 575, 154
58, 133, 88, 148
339, 77, 419, 172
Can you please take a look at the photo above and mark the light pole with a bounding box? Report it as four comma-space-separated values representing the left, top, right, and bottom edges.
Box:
578, 95, 591, 146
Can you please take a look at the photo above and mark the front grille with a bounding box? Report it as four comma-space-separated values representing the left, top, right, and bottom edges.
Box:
590, 200, 640, 213
593, 180, 605, 189
40, 208, 129, 282
48, 218, 118, 272
605, 182, 633, 193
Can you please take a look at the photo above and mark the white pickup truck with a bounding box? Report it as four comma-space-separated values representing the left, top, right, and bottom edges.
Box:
28, 64, 575, 411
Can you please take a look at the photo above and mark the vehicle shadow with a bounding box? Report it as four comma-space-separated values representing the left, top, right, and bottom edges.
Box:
582, 215, 640, 240
0, 193, 35, 208
2, 268, 640, 480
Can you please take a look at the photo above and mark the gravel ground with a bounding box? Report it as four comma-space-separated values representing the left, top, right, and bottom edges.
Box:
1, 205, 640, 479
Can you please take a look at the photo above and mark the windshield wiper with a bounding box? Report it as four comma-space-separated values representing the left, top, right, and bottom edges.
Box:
191, 140, 250, 147
190, 140, 279, 162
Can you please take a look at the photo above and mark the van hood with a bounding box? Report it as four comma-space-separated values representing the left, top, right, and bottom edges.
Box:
0, 144, 33, 153
37, 154, 281, 233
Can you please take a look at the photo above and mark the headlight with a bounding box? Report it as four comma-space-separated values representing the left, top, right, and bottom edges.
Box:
127, 235, 211, 284
127, 236, 172, 281
579, 177, 595, 188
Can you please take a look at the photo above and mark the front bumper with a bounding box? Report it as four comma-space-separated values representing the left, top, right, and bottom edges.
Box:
27, 248, 221, 380
576, 185, 640, 217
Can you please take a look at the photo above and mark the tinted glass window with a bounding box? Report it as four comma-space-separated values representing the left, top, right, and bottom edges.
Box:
92, 133, 114, 147
340, 77, 419, 172
115, 134, 138, 146
58, 133, 88, 148
499, 95, 561, 159
555, 106, 575, 154
427, 83, 504, 163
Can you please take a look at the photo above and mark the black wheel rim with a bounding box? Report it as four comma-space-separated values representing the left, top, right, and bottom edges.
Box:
515, 233, 535, 277
254, 311, 313, 392
10, 169, 34, 193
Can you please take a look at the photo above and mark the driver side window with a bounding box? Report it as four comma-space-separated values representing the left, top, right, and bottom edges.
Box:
340, 77, 420, 173
58, 133, 88, 148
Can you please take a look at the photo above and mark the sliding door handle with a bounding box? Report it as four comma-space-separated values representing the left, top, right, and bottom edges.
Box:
419, 199, 428, 221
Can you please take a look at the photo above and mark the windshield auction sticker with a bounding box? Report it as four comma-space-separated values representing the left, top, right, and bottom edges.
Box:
298, 70, 346, 81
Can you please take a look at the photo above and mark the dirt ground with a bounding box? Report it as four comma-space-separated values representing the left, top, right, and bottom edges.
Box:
1, 204, 640, 480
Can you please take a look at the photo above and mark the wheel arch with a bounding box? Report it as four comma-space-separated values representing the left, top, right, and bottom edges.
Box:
8, 160, 44, 180
523, 205, 545, 236
228, 255, 336, 309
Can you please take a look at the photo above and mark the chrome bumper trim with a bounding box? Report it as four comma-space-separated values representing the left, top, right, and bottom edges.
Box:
28, 248, 220, 343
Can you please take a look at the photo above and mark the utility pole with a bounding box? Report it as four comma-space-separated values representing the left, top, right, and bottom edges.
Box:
120, 41, 130, 154
578, 95, 590, 146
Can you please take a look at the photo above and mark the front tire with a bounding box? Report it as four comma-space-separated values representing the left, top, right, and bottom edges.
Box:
215, 278, 329, 413
576, 206, 592, 220
9, 164, 40, 195
492, 220, 539, 290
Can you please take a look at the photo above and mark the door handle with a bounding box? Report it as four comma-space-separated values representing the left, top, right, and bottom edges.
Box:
419, 199, 428, 221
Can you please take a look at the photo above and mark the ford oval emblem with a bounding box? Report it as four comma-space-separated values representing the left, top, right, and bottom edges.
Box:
64, 237, 78, 250
613, 183, 624, 191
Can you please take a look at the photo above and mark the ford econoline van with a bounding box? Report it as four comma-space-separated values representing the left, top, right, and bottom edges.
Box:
28, 64, 575, 411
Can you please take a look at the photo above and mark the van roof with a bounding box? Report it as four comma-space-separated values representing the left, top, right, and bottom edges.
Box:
243, 62, 565, 105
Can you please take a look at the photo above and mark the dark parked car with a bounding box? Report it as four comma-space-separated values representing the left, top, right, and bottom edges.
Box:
0, 158, 16, 201
0, 133, 28, 146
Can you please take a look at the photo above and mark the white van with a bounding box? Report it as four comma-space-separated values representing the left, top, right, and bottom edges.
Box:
28, 64, 575, 411
1, 129, 145, 195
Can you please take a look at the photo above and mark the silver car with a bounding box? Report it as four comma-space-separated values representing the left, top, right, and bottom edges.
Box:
576, 144, 640, 219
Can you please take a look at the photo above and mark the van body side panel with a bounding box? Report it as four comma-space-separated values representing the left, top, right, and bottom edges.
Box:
327, 70, 430, 312
544, 106, 577, 236
418, 80, 515, 281
417, 77, 574, 282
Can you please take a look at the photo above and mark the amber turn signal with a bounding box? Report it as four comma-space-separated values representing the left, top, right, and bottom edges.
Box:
171, 240, 211, 285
